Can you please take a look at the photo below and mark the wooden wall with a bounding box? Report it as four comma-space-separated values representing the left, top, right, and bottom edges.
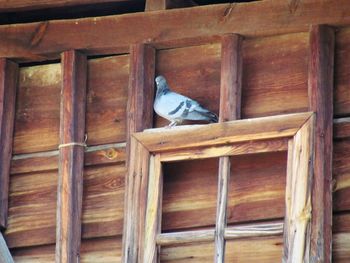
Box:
3, 16, 350, 263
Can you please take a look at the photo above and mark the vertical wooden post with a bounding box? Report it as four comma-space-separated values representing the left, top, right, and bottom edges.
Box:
122, 43, 155, 263
143, 154, 163, 263
215, 34, 242, 262
283, 116, 315, 263
308, 25, 334, 263
0, 59, 18, 229
56, 50, 87, 263
0, 232, 14, 262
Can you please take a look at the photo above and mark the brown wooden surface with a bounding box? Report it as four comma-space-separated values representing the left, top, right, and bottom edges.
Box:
308, 25, 335, 263
0, 0, 138, 12
0, 232, 14, 263
123, 43, 155, 263
56, 51, 87, 263
13, 55, 129, 154
145, 0, 196, 11
5, 163, 125, 248
0, 59, 18, 228
136, 112, 312, 152
0, 0, 350, 61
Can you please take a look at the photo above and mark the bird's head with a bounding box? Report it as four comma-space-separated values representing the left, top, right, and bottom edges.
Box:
155, 75, 167, 90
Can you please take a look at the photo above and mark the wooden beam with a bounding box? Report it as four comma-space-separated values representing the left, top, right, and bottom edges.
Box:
0, 0, 350, 61
122, 43, 155, 263
143, 155, 163, 263
0, 232, 14, 263
219, 34, 242, 122
55, 50, 87, 263
134, 112, 313, 152
145, 0, 196, 11
308, 24, 335, 263
0, 0, 135, 12
283, 117, 314, 263
0, 59, 18, 229
160, 138, 288, 162
214, 33, 242, 262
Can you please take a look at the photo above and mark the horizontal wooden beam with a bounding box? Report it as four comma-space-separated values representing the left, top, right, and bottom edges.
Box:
0, 0, 136, 12
10, 143, 126, 174
0, 0, 350, 61
0, 59, 18, 228
160, 138, 288, 162
156, 221, 284, 246
134, 112, 313, 153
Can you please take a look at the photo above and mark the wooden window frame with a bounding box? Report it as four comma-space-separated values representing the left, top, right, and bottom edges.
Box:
128, 111, 315, 262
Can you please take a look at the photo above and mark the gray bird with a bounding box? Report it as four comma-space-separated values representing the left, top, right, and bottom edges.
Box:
154, 75, 218, 127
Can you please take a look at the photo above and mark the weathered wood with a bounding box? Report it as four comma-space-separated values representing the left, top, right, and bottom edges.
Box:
135, 112, 312, 152
283, 117, 314, 263
219, 34, 242, 122
334, 118, 350, 139
143, 155, 162, 263
215, 157, 230, 262
122, 43, 155, 263
308, 25, 335, 263
56, 51, 87, 263
0, 232, 14, 263
10, 143, 126, 175
4, 164, 125, 249
0, 0, 135, 12
156, 221, 284, 246
215, 33, 242, 262
0, 59, 18, 228
0, 0, 350, 61
160, 138, 288, 162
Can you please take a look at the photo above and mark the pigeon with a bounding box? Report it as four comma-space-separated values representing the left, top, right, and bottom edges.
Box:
154, 75, 218, 127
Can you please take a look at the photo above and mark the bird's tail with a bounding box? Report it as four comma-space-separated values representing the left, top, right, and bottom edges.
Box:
201, 111, 218, 123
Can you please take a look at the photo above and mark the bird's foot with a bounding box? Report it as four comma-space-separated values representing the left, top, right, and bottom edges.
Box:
166, 121, 178, 128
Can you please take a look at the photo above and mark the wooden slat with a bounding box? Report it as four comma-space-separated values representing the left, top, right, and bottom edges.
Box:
134, 112, 312, 152
0, 59, 18, 228
56, 51, 87, 263
283, 116, 314, 263
1, 0, 350, 61
224, 222, 283, 239
160, 138, 288, 162
10, 143, 126, 175
308, 24, 335, 263
122, 43, 155, 263
143, 155, 163, 263
334, 118, 350, 139
0, 232, 14, 263
215, 33, 242, 262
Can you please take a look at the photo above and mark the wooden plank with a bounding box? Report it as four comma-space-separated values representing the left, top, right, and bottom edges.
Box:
0, 232, 14, 263
224, 222, 283, 239
135, 112, 312, 152
56, 51, 87, 263
160, 138, 288, 162
143, 155, 162, 263
308, 25, 335, 263
157, 229, 215, 245
13, 63, 61, 154
122, 43, 155, 263
0, 0, 137, 12
4, 164, 125, 249
0, 59, 18, 228
334, 118, 350, 139
1, 0, 350, 61
10, 143, 126, 175
283, 117, 314, 263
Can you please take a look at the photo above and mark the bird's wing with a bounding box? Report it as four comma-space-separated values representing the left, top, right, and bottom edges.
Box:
154, 91, 195, 119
